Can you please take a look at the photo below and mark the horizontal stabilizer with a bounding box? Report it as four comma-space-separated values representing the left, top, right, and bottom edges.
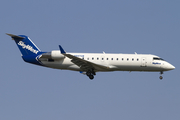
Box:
6, 33, 25, 40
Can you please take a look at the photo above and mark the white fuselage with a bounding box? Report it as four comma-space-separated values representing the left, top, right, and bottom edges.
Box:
39, 51, 175, 72
7, 33, 175, 80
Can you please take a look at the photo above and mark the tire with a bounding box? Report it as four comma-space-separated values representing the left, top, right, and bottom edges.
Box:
89, 75, 94, 80
86, 71, 91, 76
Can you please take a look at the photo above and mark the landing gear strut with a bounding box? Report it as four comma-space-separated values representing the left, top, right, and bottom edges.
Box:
86, 69, 96, 80
159, 71, 163, 80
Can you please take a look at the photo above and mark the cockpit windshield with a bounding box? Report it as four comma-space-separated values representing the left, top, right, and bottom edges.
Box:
153, 57, 164, 61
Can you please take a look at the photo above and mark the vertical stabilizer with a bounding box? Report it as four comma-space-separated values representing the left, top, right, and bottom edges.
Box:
6, 33, 41, 56
7, 33, 42, 66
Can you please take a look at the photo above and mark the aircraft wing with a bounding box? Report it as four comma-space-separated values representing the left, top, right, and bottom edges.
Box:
59, 45, 109, 71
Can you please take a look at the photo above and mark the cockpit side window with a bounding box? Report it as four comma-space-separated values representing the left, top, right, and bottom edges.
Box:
153, 57, 164, 61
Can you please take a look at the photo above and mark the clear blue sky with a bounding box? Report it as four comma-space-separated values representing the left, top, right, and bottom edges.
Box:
1, 0, 179, 120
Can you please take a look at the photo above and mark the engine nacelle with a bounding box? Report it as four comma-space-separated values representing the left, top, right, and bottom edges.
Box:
51, 50, 65, 59
39, 50, 65, 60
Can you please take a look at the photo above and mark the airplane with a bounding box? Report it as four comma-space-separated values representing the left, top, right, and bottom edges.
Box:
7, 33, 175, 80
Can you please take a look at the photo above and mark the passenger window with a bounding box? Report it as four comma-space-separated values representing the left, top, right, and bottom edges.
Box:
137, 58, 139, 61
122, 58, 124, 61
112, 58, 113, 60
87, 58, 89, 60
107, 58, 108, 60
127, 58, 129, 61
102, 58, 104, 60
97, 58, 99, 60
132, 58, 134, 61
117, 58, 118, 60
92, 57, 94, 60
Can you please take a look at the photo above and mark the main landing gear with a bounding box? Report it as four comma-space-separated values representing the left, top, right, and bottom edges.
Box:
159, 71, 163, 80
86, 69, 96, 80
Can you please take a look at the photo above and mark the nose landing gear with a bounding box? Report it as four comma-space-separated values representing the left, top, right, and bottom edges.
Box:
159, 71, 163, 80
159, 76, 163, 80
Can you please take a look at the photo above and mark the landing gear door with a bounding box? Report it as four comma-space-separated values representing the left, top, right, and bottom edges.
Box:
141, 57, 147, 67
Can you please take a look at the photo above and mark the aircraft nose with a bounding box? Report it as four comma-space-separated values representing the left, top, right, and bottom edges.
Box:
166, 63, 175, 70
170, 64, 175, 70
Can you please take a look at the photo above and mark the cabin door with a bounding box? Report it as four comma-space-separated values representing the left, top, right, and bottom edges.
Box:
141, 58, 147, 67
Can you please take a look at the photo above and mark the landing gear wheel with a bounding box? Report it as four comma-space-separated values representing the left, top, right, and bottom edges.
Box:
86, 69, 96, 80
92, 71, 96, 75
86, 71, 91, 76
89, 75, 94, 80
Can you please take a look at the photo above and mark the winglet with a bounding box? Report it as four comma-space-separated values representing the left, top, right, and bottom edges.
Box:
59, 45, 66, 54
